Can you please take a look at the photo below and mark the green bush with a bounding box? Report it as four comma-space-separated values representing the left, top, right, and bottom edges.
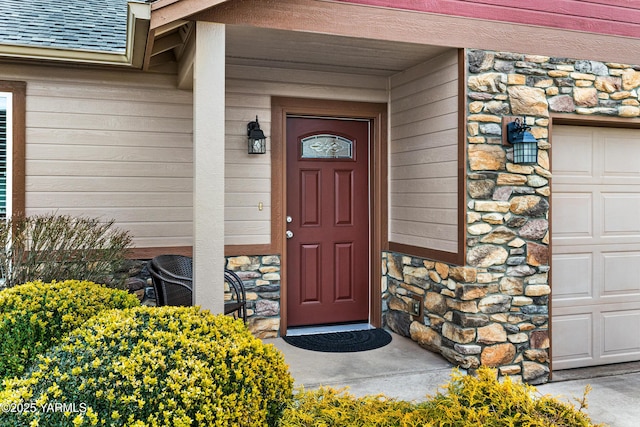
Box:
0, 280, 140, 383
0, 306, 293, 427
0, 214, 133, 289
279, 367, 604, 427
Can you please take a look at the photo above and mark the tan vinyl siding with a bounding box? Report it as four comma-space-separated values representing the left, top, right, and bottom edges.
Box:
224, 64, 387, 246
224, 90, 271, 246
0, 64, 194, 249
389, 50, 459, 253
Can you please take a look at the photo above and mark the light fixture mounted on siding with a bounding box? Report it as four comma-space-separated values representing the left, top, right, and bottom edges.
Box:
506, 117, 538, 165
247, 116, 267, 154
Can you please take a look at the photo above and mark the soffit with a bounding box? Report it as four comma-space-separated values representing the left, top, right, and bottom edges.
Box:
146, 23, 451, 84
225, 25, 449, 76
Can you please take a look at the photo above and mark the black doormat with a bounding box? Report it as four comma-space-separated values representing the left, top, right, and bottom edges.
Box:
282, 328, 392, 353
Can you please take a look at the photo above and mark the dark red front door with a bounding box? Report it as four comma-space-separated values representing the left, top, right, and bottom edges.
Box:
286, 116, 370, 327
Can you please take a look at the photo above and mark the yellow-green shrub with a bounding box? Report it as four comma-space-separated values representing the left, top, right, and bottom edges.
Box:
0, 306, 293, 427
279, 367, 603, 427
0, 280, 140, 383
279, 387, 434, 427
421, 367, 603, 426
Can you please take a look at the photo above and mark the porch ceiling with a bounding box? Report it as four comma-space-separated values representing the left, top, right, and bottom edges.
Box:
225, 25, 450, 76
145, 23, 451, 86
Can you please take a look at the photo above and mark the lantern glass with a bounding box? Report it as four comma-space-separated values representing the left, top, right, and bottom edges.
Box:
248, 136, 266, 154
513, 141, 538, 164
506, 118, 538, 165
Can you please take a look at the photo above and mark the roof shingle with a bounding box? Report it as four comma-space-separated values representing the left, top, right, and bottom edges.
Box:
0, 0, 144, 53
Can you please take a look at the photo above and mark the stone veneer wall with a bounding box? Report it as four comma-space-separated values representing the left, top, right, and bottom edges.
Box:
225, 255, 281, 338
383, 49, 640, 385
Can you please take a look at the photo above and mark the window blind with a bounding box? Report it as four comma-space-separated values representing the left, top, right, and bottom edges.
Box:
0, 106, 7, 218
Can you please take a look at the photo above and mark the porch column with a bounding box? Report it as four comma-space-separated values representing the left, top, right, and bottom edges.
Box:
193, 21, 225, 313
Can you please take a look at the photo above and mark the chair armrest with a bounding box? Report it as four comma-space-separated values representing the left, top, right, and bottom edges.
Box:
151, 261, 192, 285
224, 269, 247, 322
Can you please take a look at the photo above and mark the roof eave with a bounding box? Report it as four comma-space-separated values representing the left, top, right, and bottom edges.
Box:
0, 1, 151, 68
150, 0, 230, 30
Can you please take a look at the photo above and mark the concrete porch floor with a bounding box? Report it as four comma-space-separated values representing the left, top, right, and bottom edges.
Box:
265, 331, 640, 427
267, 331, 454, 401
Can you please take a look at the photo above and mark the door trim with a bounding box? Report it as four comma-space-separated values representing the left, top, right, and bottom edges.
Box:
271, 97, 388, 336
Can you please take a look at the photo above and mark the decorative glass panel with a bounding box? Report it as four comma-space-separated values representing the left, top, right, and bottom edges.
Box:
301, 134, 353, 159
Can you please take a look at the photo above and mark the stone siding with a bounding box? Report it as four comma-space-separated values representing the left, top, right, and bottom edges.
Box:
225, 255, 281, 338
383, 50, 640, 384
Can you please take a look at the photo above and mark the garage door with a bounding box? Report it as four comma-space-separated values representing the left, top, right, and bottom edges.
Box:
552, 125, 640, 370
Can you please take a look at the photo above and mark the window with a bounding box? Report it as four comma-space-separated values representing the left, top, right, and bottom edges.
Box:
0, 82, 26, 219
300, 134, 354, 159
0, 92, 13, 218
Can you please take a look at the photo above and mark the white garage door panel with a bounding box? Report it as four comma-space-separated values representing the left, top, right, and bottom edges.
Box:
552, 252, 592, 301
554, 307, 640, 370
552, 193, 593, 238
602, 194, 640, 235
552, 313, 593, 369
552, 125, 640, 370
602, 252, 640, 296
553, 128, 593, 178
603, 136, 640, 178
602, 310, 640, 359
553, 247, 640, 307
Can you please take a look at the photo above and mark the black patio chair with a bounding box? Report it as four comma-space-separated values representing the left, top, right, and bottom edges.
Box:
148, 255, 247, 322
148, 255, 193, 307
224, 269, 247, 323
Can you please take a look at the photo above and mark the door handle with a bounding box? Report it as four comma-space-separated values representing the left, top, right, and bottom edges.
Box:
286, 230, 294, 239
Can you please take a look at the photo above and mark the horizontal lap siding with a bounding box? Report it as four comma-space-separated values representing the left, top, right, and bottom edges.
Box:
336, 0, 640, 38
0, 64, 194, 249
225, 64, 387, 246
389, 50, 459, 254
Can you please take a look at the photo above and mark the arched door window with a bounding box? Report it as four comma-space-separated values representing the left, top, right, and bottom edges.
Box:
300, 134, 354, 159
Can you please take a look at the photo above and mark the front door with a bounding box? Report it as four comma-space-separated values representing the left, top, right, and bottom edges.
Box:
286, 116, 370, 327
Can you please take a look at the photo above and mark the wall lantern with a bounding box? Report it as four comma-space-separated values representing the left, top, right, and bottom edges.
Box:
247, 116, 267, 154
506, 117, 538, 165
